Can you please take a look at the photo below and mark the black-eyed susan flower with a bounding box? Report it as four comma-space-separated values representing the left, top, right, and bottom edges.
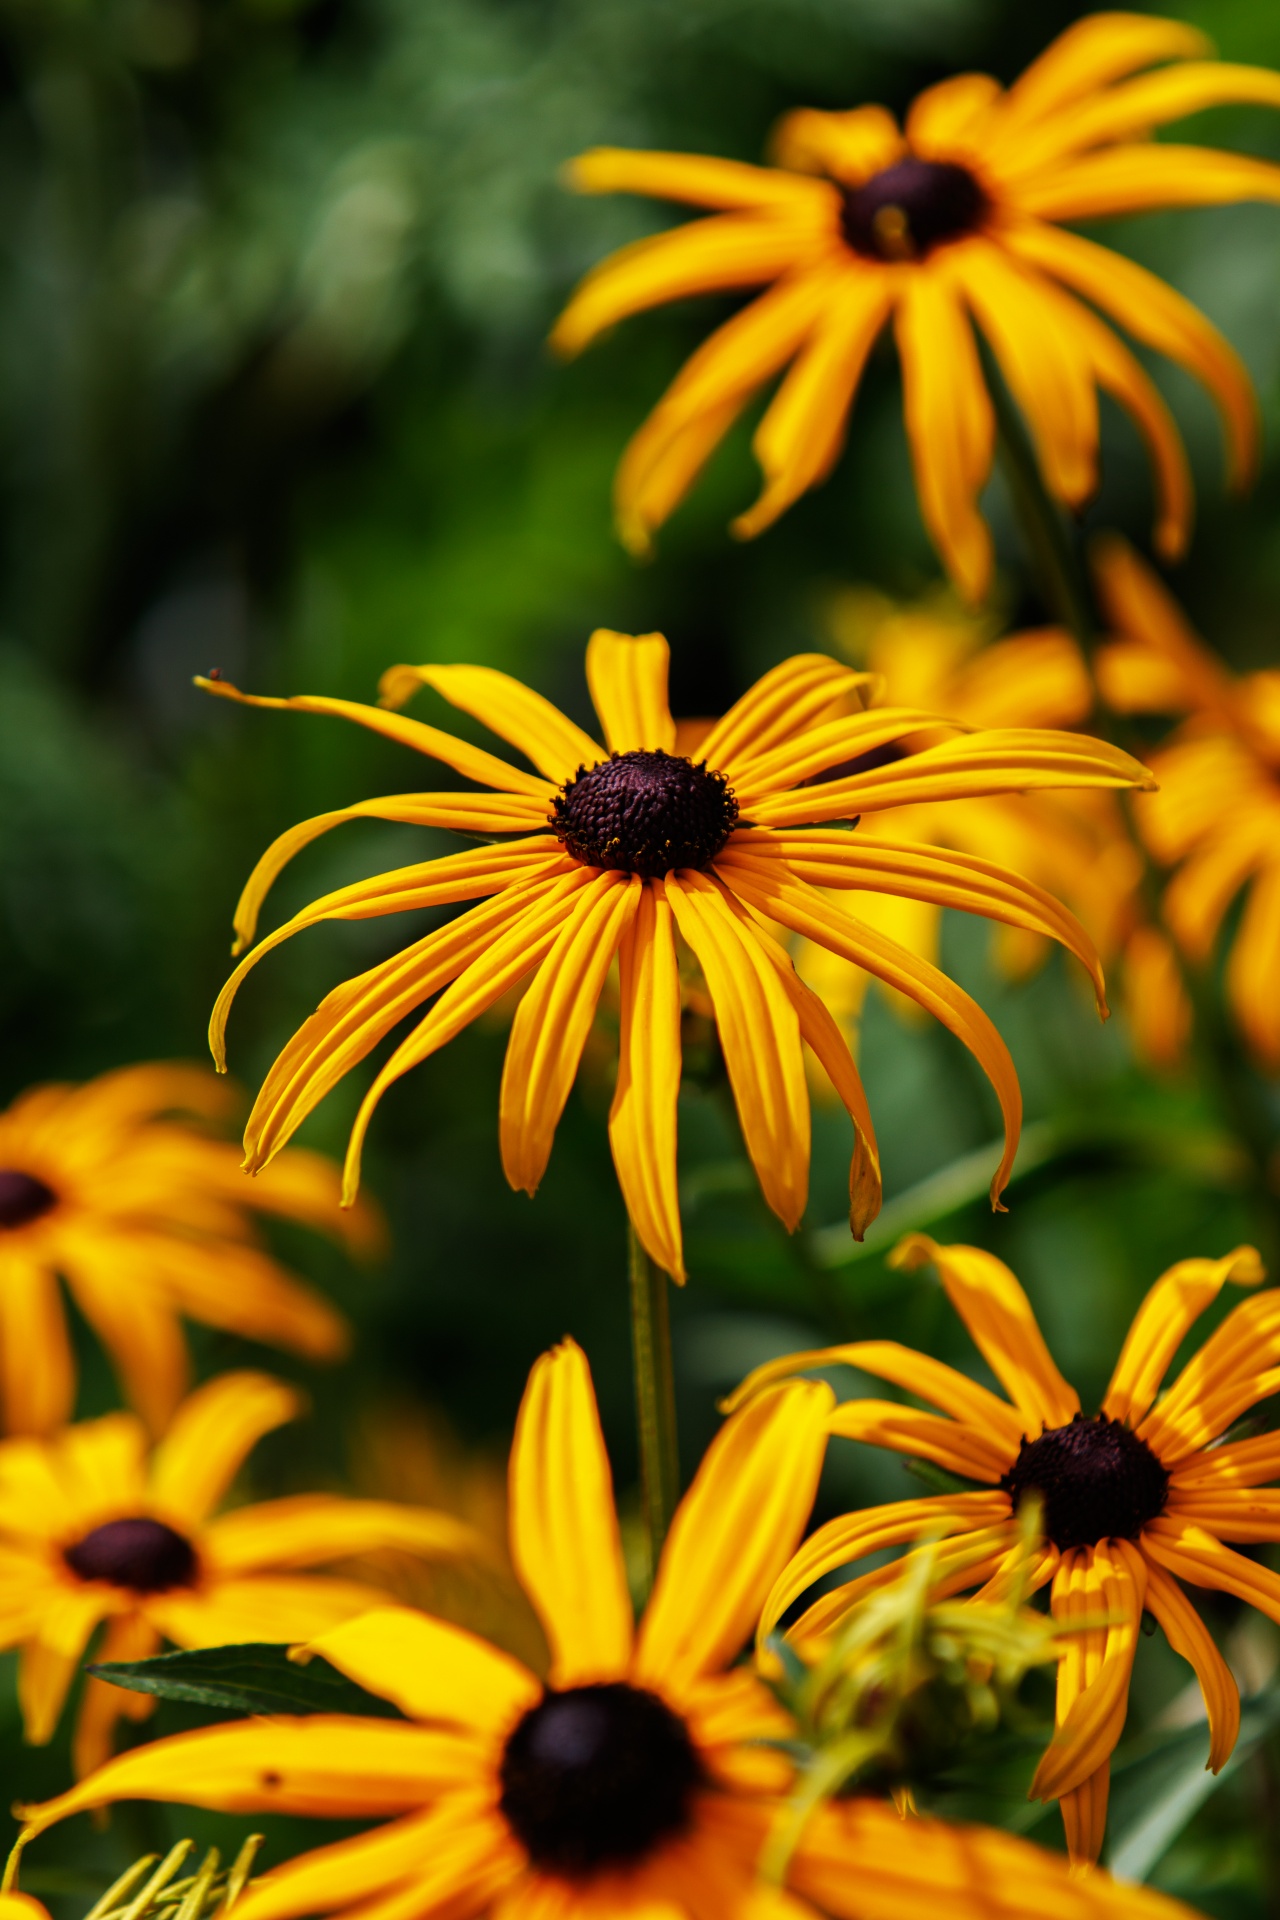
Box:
201, 632, 1151, 1281
1093, 536, 1280, 1073
0, 1370, 482, 1778
0, 1063, 363, 1437
795, 584, 1188, 1070
551, 13, 1280, 599
729, 1234, 1274, 1865
18, 1340, 1202, 1920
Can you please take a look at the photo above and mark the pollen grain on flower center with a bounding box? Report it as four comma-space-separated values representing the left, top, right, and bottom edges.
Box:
1000, 1413, 1170, 1553
551, 748, 739, 877
63, 1516, 199, 1594
0, 1168, 58, 1230
498, 1680, 702, 1875
839, 158, 987, 262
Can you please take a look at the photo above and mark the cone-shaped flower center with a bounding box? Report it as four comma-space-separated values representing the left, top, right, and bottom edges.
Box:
498, 1681, 702, 1874
1000, 1413, 1169, 1551
0, 1169, 58, 1230
552, 750, 739, 877
64, 1516, 198, 1593
840, 159, 987, 261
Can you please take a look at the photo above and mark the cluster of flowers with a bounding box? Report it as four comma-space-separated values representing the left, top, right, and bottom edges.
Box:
5, 13, 1280, 1920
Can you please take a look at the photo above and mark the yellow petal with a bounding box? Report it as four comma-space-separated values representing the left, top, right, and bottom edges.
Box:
586, 629, 676, 753
1016, 142, 1280, 225
895, 266, 994, 605
149, 1371, 302, 1523
776, 1516, 1017, 1649
54, 1241, 190, 1435
377, 663, 603, 785
826, 1400, 1009, 1482
697, 654, 880, 781
1031, 1543, 1144, 1805
891, 1236, 1078, 1432
233, 1801, 515, 1920
1102, 1246, 1263, 1427
769, 105, 903, 184
1227, 862, 1280, 1072
564, 147, 828, 210
1143, 1516, 1280, 1639
304, 1607, 540, 1736
729, 707, 967, 804
204, 1494, 481, 1574
995, 15, 1210, 131
1141, 1556, 1239, 1773
509, 1340, 633, 1685
1001, 61, 1280, 181
906, 73, 1002, 157
19, 1586, 112, 1745
1073, 300, 1193, 561
0, 1257, 73, 1436
610, 884, 685, 1281
635, 1379, 833, 1691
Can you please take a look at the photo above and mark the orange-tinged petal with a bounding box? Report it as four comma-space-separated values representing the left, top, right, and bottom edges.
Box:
781, 1522, 1019, 1650
1032, 1543, 1144, 1806
232, 1801, 515, 1920
204, 1494, 482, 1574
196, 678, 550, 797
1072, 301, 1193, 561
500, 873, 641, 1195
1002, 61, 1280, 181
1141, 1556, 1239, 1773
17, 1715, 475, 1832
665, 874, 810, 1231
826, 1400, 1009, 1482
610, 885, 684, 1281
1143, 1516, 1280, 1635
586, 630, 676, 755
0, 1258, 73, 1437
891, 1236, 1079, 1433
53, 1244, 189, 1437
564, 147, 828, 211
994, 15, 1211, 131
906, 73, 1002, 158
1102, 1246, 1263, 1427
1227, 861, 1280, 1072
303, 1607, 540, 1737
1172, 1429, 1280, 1492
769, 105, 904, 185
148, 1371, 301, 1523
895, 266, 993, 604
509, 1340, 633, 1686
1165, 1489, 1280, 1544
376, 663, 602, 784
635, 1379, 833, 1692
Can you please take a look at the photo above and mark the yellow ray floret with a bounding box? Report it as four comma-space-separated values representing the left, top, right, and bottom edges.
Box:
20, 1340, 1204, 1920
551, 12, 1280, 599
729, 1233, 1268, 1865
203, 633, 1151, 1280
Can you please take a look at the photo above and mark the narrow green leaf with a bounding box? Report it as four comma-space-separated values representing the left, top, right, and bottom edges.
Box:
1107, 1687, 1280, 1882
87, 1643, 405, 1720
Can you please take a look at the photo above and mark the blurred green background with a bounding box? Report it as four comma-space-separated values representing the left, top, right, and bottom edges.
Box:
4, 0, 1280, 1911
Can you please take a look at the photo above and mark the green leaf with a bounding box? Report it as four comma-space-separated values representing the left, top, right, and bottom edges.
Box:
87, 1643, 406, 1720
1106, 1686, 1280, 1882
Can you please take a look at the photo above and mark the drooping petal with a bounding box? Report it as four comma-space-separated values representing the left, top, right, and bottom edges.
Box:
1032, 1544, 1144, 1812
826, 1400, 1010, 1483
19, 1586, 114, 1745
1226, 861, 1280, 1072
635, 1379, 833, 1692
303, 1607, 540, 1738
732, 273, 894, 539
53, 1241, 190, 1435
1007, 219, 1259, 489
509, 1339, 633, 1686
697, 655, 880, 780
149, 1371, 303, 1523
0, 1257, 74, 1436
586, 629, 676, 754
72, 1612, 159, 1781
1069, 298, 1193, 560
610, 884, 685, 1281
1141, 1556, 1239, 1773
616, 392, 755, 557
500, 873, 641, 1195
1143, 1517, 1280, 1635
1102, 1246, 1264, 1427
891, 1236, 1079, 1433
376, 663, 603, 783
665, 873, 810, 1231
196, 678, 551, 796
894, 265, 994, 604
16, 1716, 478, 1832
204, 1495, 482, 1574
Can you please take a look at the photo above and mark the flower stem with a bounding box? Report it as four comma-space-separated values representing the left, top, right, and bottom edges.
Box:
989, 374, 1094, 650
627, 1220, 680, 1582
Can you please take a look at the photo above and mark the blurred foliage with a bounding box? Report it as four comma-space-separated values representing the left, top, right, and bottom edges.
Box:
3, 0, 1280, 1913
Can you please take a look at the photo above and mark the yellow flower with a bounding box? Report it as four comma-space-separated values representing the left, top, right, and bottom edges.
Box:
0, 1369, 482, 1778
794, 585, 1188, 1071
0, 1063, 363, 1437
551, 13, 1280, 599
202, 633, 1151, 1280
1094, 536, 1280, 1072
729, 1234, 1274, 1865
19, 1341, 1201, 1920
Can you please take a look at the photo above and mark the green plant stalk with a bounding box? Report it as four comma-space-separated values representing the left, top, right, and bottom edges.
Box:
627, 1220, 680, 1581
992, 387, 1280, 1263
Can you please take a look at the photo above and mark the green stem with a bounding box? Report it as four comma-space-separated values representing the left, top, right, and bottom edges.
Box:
627, 1220, 680, 1583
992, 389, 1280, 1263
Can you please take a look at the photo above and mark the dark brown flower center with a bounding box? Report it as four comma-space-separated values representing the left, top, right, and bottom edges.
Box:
64, 1516, 198, 1592
1000, 1413, 1169, 1552
498, 1682, 702, 1875
840, 159, 987, 261
551, 750, 738, 877
0, 1170, 58, 1229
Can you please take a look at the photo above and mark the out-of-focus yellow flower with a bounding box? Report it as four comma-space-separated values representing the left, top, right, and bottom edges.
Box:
1095, 537, 1280, 1072
202, 635, 1149, 1277
552, 14, 1280, 598
793, 585, 1189, 1073
18, 1342, 1204, 1920
0, 1064, 366, 1437
730, 1234, 1272, 1866
0, 1370, 482, 1777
